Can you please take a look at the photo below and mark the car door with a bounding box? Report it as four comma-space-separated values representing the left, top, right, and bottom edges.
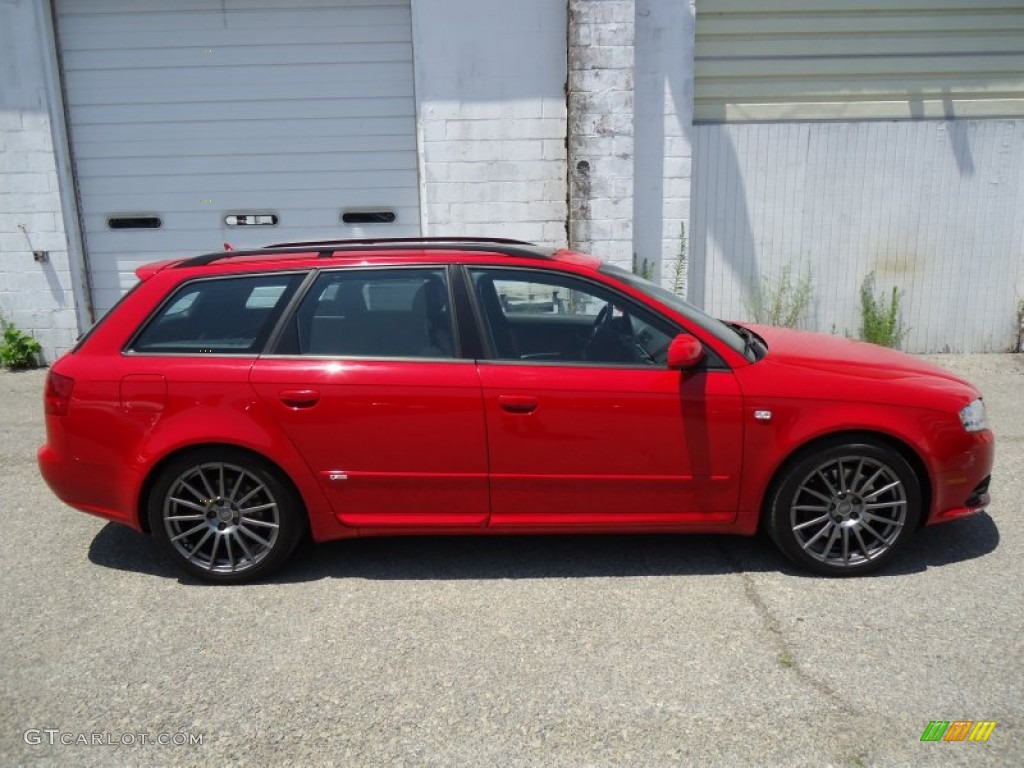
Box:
468, 267, 744, 529
249, 266, 489, 529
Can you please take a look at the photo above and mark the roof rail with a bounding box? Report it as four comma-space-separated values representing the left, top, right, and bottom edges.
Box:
176, 237, 554, 268
265, 236, 537, 249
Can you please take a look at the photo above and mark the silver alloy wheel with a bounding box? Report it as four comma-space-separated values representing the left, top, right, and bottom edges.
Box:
162, 461, 281, 574
789, 455, 908, 567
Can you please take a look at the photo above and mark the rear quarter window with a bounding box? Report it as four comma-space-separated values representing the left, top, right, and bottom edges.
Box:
129, 273, 303, 355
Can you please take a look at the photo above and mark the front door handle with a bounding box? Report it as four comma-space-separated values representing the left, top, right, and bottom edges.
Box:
279, 388, 320, 408
498, 395, 538, 414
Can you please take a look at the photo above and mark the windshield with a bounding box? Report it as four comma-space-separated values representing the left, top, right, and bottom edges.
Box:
600, 264, 751, 359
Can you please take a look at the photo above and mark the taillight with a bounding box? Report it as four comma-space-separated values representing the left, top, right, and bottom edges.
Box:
45, 372, 74, 416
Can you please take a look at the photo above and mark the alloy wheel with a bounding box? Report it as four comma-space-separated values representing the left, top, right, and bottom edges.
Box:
788, 455, 908, 567
161, 461, 281, 575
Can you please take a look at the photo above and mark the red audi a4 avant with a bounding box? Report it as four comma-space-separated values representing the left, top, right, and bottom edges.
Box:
39, 238, 994, 583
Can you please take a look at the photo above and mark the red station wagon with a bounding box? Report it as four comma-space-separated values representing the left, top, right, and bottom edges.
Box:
38, 238, 995, 582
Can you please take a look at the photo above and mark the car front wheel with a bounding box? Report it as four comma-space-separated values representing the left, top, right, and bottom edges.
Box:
148, 449, 304, 583
767, 440, 922, 576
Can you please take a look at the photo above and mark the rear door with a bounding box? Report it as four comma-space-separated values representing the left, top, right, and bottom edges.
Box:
250, 266, 489, 528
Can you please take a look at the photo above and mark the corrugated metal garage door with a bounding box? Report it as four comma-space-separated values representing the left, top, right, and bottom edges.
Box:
695, 0, 1024, 122
55, 0, 420, 315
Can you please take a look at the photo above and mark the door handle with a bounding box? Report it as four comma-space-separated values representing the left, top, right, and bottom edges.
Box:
279, 388, 320, 408
498, 395, 538, 414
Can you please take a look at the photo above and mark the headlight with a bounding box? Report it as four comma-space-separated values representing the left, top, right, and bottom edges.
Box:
959, 398, 988, 432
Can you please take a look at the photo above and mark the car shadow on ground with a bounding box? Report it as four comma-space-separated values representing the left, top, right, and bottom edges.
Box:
88, 512, 1000, 584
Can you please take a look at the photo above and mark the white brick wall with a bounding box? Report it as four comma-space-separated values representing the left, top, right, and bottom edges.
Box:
0, 0, 80, 363
568, 0, 636, 267
2, 0, 698, 367
2, 0, 1015, 358
412, 0, 568, 248
416, 0, 696, 277
634, 0, 696, 294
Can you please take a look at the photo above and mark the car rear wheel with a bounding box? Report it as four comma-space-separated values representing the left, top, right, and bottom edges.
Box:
767, 440, 922, 576
148, 448, 304, 583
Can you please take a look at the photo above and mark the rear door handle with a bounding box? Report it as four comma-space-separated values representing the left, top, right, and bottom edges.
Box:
279, 388, 320, 408
498, 395, 538, 414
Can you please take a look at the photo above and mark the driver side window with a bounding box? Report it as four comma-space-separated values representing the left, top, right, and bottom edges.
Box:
469, 268, 675, 365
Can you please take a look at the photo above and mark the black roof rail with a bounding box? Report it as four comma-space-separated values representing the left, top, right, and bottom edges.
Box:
176, 237, 556, 268
265, 236, 537, 249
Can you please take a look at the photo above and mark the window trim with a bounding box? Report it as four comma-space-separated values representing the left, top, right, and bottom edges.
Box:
265, 264, 463, 362
123, 271, 307, 357
261, 269, 319, 354
461, 265, 729, 370
450, 264, 486, 360
599, 263, 747, 362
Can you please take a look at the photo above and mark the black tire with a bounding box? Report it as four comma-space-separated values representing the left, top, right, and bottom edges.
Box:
147, 447, 304, 583
767, 440, 922, 576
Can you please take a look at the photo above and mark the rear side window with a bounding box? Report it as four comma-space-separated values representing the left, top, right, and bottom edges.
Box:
130, 273, 302, 355
277, 268, 455, 358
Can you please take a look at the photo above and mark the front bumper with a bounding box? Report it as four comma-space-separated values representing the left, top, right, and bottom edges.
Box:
927, 429, 995, 525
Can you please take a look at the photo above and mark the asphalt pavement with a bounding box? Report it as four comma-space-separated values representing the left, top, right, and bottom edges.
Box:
1, 354, 1021, 767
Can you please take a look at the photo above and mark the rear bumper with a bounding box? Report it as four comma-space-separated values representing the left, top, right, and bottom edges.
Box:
38, 444, 141, 530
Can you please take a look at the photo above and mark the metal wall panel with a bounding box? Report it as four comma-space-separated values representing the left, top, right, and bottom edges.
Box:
56, 0, 419, 314
690, 119, 1024, 353
695, 0, 1024, 122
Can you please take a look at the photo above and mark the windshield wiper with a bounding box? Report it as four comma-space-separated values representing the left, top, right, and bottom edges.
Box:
727, 322, 763, 360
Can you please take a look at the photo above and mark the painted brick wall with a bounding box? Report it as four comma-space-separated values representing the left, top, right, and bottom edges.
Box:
568, 0, 635, 267
0, 0, 79, 362
634, 0, 695, 294
412, 0, 568, 247
567, 0, 695, 284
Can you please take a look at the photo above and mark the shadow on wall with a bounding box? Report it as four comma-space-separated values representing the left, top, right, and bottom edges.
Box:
639, 0, 760, 310
909, 88, 975, 177
42, 260, 67, 309
633, 0, 669, 281
687, 88, 981, 318
688, 129, 760, 311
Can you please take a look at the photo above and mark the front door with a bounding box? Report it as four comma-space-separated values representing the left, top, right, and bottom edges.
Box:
468, 267, 744, 528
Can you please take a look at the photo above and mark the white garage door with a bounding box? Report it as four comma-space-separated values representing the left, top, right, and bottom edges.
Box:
55, 0, 421, 315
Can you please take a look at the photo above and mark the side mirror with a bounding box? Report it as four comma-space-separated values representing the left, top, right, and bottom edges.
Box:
667, 333, 704, 370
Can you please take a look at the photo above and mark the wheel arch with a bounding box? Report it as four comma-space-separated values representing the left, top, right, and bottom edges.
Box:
759, 429, 932, 530
137, 442, 307, 535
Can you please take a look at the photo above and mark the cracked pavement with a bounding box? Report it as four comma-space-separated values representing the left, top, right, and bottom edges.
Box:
1, 354, 1021, 767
